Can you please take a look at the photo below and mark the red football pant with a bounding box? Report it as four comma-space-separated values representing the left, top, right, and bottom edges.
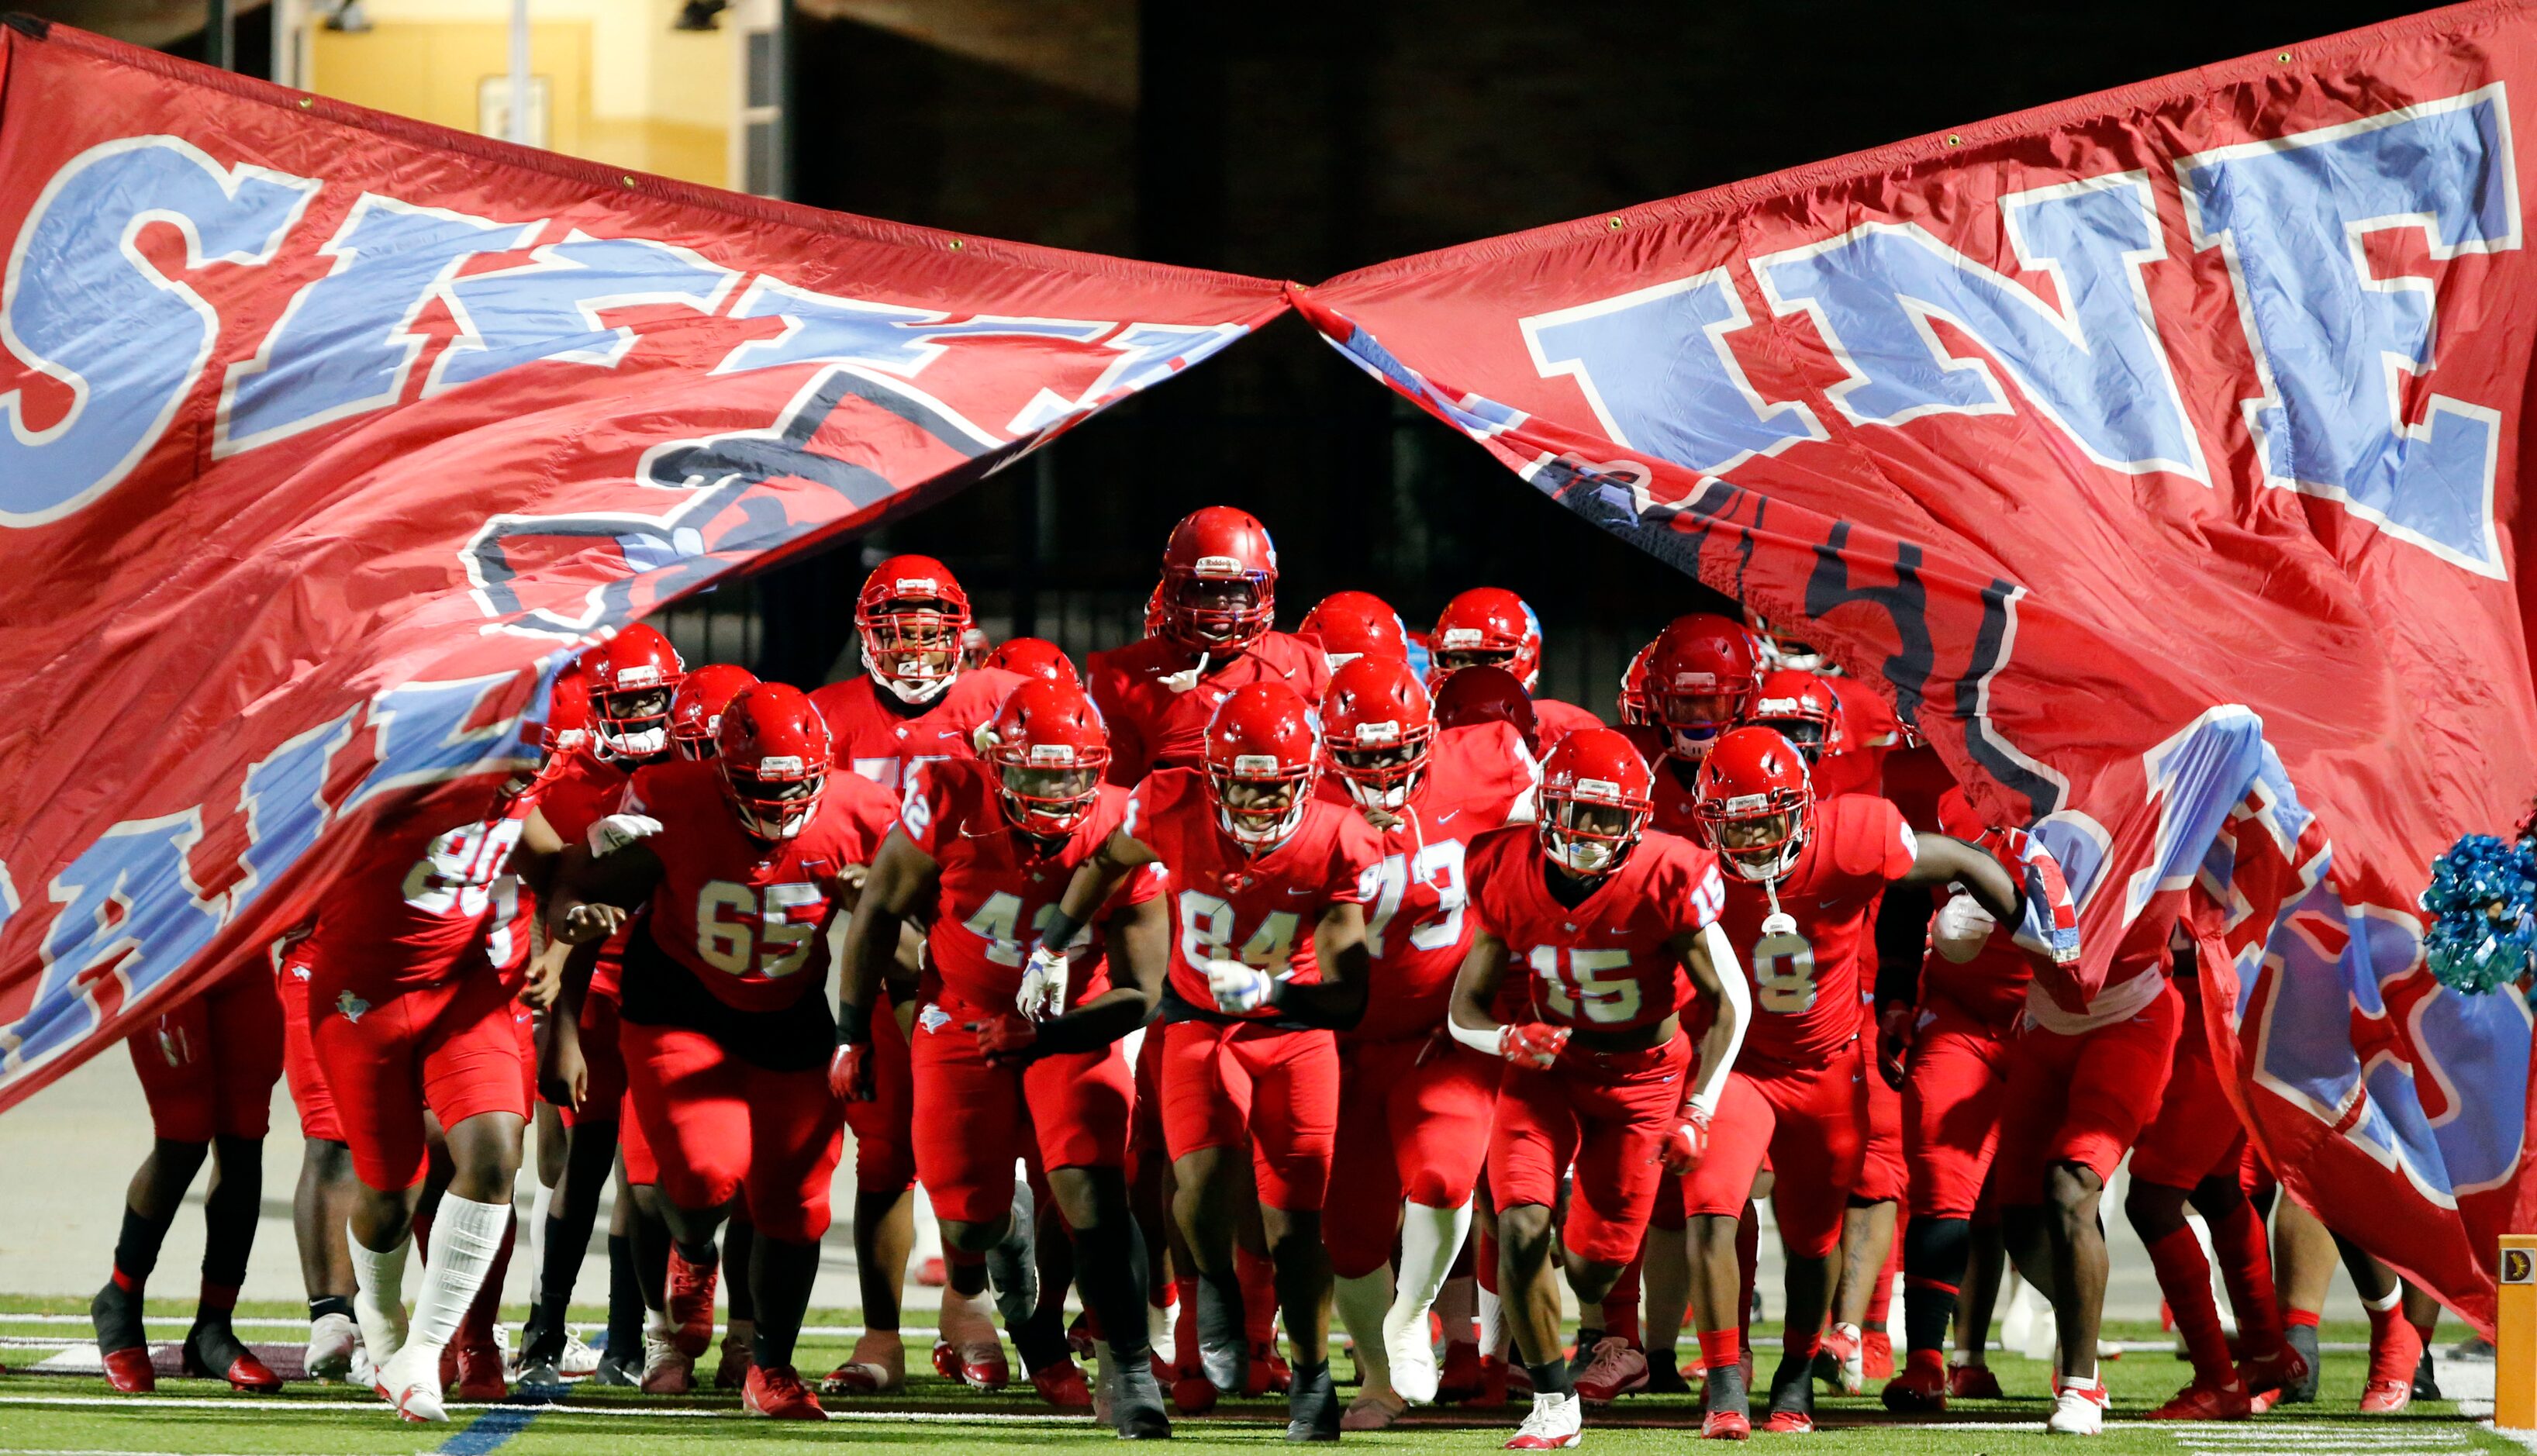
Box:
1129, 1023, 1168, 1185
1327, 1033, 1498, 1278
1904, 1000, 2015, 1220
910, 999, 1133, 1225
1684, 1049, 1867, 1259
1994, 984, 2183, 1202
2129, 1001, 2244, 1189
1489, 1034, 1691, 1266
130, 968, 285, 1144
840, 992, 916, 1195
619, 1020, 845, 1244
307, 965, 528, 1191
1158, 1019, 1338, 1212
570, 989, 654, 1182
276, 945, 343, 1143
1855, 1042, 1906, 1205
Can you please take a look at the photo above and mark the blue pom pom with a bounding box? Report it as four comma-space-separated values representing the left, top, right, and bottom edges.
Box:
2421, 833, 2537, 995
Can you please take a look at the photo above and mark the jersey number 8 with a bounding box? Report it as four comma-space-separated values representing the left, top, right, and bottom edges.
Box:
1178, 891, 1298, 975
1750, 928, 1817, 1013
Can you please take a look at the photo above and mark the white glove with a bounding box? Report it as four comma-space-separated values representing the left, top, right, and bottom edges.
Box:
1016, 943, 1070, 1023
1932, 891, 1996, 964
1205, 957, 1276, 1016
586, 813, 663, 857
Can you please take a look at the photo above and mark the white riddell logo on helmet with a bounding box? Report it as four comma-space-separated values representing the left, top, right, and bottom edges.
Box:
1233, 754, 1279, 774
1669, 671, 1718, 690
1576, 777, 1621, 800
553, 728, 587, 749
1193, 554, 1244, 578
1724, 792, 1769, 813
1354, 721, 1401, 745
757, 755, 804, 774
1441, 627, 1483, 648
1030, 744, 1075, 764
616, 665, 663, 688
894, 577, 938, 594
1755, 696, 1801, 715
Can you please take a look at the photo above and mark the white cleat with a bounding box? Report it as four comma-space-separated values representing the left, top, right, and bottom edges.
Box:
1385, 1309, 1439, 1406
1507, 1389, 1583, 1448
305, 1312, 359, 1383
2047, 1382, 2107, 1435
375, 1343, 449, 1423
1148, 1296, 1178, 1368
640, 1328, 696, 1395
559, 1331, 602, 1377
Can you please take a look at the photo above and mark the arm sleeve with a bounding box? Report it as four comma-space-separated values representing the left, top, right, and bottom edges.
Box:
1873, 881, 1933, 1010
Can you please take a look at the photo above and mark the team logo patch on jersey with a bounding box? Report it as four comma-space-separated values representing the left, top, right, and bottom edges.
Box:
334, 990, 370, 1024
918, 1003, 952, 1034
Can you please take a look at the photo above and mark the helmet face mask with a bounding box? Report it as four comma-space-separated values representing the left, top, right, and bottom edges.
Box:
592, 681, 675, 759
1543, 797, 1643, 875
1159, 508, 1279, 654
999, 761, 1103, 834
1329, 734, 1430, 811
985, 679, 1113, 838
1693, 726, 1816, 883
671, 663, 758, 762
1428, 588, 1543, 693
722, 757, 825, 840
1167, 574, 1272, 649
1534, 728, 1655, 878
861, 599, 965, 702
1211, 764, 1310, 847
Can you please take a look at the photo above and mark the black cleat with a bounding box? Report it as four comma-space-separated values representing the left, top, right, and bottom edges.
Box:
1568, 1328, 1604, 1382
2282, 1323, 2321, 1405
1114, 1360, 1173, 1439
1196, 1277, 1248, 1396
2414, 1347, 2442, 1402
1284, 1358, 1339, 1442
1646, 1361, 1692, 1395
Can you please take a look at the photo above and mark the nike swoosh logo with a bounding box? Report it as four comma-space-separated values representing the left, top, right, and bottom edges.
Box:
1435, 810, 1460, 824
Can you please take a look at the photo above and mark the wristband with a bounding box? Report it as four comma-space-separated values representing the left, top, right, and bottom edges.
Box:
1040, 909, 1084, 954
1448, 1018, 1503, 1058
835, 998, 872, 1047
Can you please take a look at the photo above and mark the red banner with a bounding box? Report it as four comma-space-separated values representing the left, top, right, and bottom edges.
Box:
0, 20, 1286, 1109
1295, 1, 2537, 1328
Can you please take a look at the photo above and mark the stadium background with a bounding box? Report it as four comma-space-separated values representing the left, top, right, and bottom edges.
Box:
0, 0, 2426, 1326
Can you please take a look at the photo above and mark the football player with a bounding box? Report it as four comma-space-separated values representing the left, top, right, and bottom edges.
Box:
1312, 657, 1537, 1430
1299, 590, 1413, 672
1087, 507, 1329, 783
834, 679, 1174, 1436
1042, 680, 1382, 1440
1434, 664, 1541, 759
982, 637, 1082, 687
1876, 789, 2038, 1413
90, 959, 287, 1395
1686, 727, 2037, 1435
1629, 614, 1759, 770
274, 924, 364, 1384
806, 555, 1030, 1392
545, 684, 899, 1420
1426, 588, 1602, 746
1445, 727, 1749, 1448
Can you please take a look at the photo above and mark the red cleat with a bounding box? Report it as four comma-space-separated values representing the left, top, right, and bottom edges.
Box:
2360, 1376, 2412, 1414
1760, 1409, 1815, 1434
1948, 1363, 2003, 1399
1438, 1340, 1486, 1403
181, 1323, 281, 1394
1880, 1361, 1948, 1413
2147, 1379, 2252, 1420
916, 1256, 948, 1288
743, 1363, 826, 1420
664, 1247, 718, 1360
1703, 1408, 1752, 1440
1170, 1359, 1219, 1416
2238, 1343, 2309, 1402
1248, 1341, 1290, 1396
1862, 1330, 1893, 1380
453, 1337, 507, 1403
99, 1345, 157, 1394
1477, 1354, 1513, 1408
1030, 1360, 1092, 1409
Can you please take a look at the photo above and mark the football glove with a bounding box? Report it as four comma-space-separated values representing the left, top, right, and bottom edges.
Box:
586, 813, 663, 857
1659, 1101, 1712, 1175
1497, 1021, 1570, 1070
1016, 942, 1069, 1023
827, 1040, 874, 1102
1931, 892, 1994, 964
1876, 1002, 1916, 1089
1205, 958, 1276, 1016
971, 1014, 1040, 1067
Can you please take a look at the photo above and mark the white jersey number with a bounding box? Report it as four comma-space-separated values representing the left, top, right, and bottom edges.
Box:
1362, 840, 1469, 959
962, 890, 1062, 968
401, 818, 525, 918
1527, 945, 1641, 1025
1749, 928, 1818, 1013
696, 882, 824, 978
1177, 890, 1299, 975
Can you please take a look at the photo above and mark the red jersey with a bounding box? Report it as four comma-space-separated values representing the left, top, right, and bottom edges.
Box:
1531, 697, 1605, 748
1921, 916, 2033, 1033
621, 759, 899, 1013
1465, 825, 1727, 1035
533, 747, 641, 995
809, 667, 1028, 795
1126, 766, 1380, 1019
1316, 722, 1537, 1040
903, 758, 1167, 1013
1086, 631, 1331, 785
1715, 793, 1918, 1068
1817, 678, 1899, 798
306, 784, 540, 992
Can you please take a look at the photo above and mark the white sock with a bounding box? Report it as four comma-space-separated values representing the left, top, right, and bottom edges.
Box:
527, 1181, 553, 1306
1333, 1269, 1395, 1392
1477, 1284, 1506, 1358
1435, 1274, 1478, 1346
1386, 1201, 1471, 1342
350, 1227, 412, 1367
402, 1193, 510, 1361
940, 1283, 995, 1342
2364, 1283, 2404, 1312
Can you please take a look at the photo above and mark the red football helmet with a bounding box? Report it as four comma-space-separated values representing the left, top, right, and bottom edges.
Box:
1693, 726, 1815, 882
1644, 613, 1759, 763
1617, 640, 1655, 727
856, 554, 971, 705
541, 654, 594, 755
1537, 727, 1655, 877
1745, 606, 1835, 675
1202, 680, 1319, 849
671, 663, 760, 761
1158, 506, 1279, 653
1433, 664, 1539, 758
984, 679, 1111, 836
715, 682, 832, 840
1143, 583, 1167, 637
982, 637, 1080, 687
585, 625, 685, 761
1320, 656, 1435, 812
1300, 591, 1411, 670
1427, 588, 1544, 692
1739, 669, 1848, 764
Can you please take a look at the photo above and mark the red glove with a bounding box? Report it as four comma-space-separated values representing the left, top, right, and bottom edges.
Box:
1497, 1021, 1570, 1070
1876, 1002, 1915, 1090
971, 1014, 1041, 1067
1659, 1101, 1712, 1175
827, 1040, 873, 1102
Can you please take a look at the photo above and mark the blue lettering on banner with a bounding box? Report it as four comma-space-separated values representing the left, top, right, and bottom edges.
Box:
0, 137, 317, 526
432, 231, 742, 391
1520, 268, 1822, 473
231, 709, 358, 902
350, 672, 535, 809
1755, 173, 2204, 483
10, 813, 223, 1076
218, 195, 537, 455
2180, 85, 2519, 578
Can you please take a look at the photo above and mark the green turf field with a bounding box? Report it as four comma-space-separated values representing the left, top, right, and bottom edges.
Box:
0, 1296, 2511, 1453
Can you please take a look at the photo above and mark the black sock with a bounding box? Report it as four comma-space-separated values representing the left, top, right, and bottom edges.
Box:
112, 1203, 180, 1288
1705, 1358, 1748, 1414
310, 1295, 354, 1323
1904, 1217, 1972, 1354
948, 1253, 989, 1299
605, 1234, 643, 1358
1528, 1357, 1576, 1398
199, 1138, 262, 1292
747, 1235, 821, 1370
726, 1221, 758, 1323
1196, 1265, 1245, 1351
1072, 1218, 1152, 1367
